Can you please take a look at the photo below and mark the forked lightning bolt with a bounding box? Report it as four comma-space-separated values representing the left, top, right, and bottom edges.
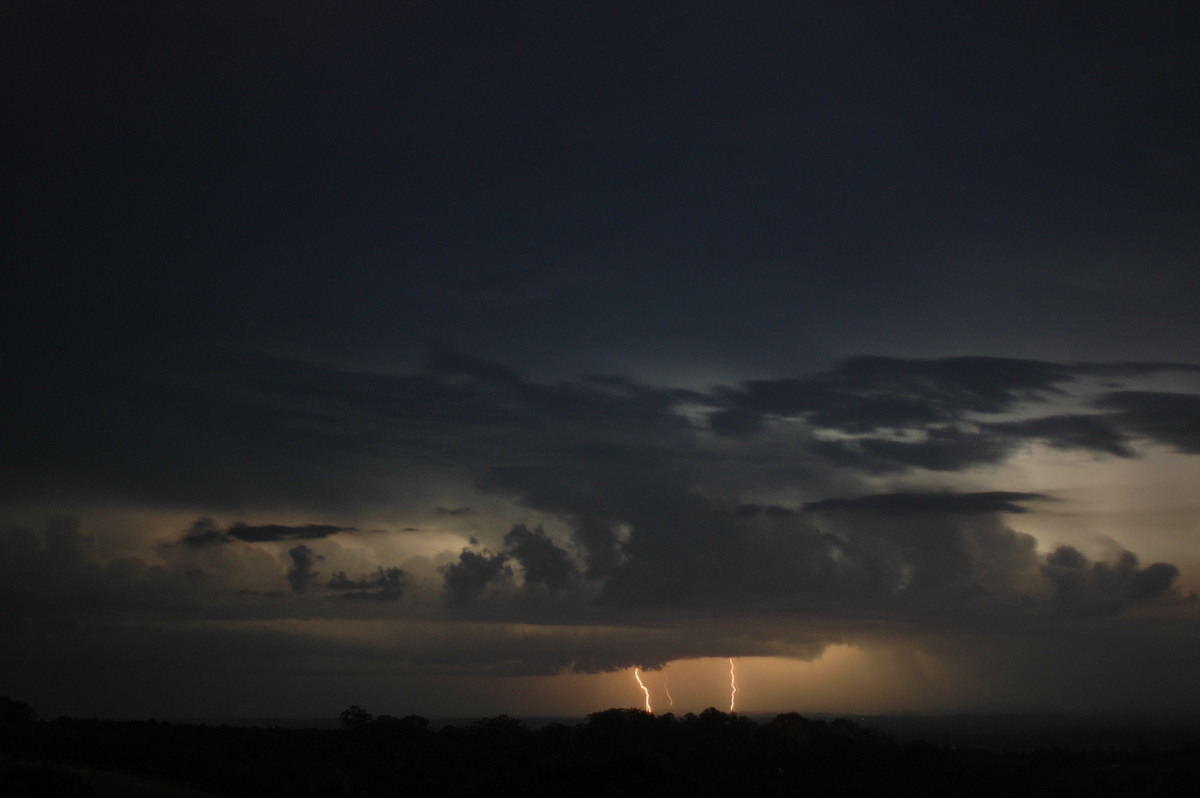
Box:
634, 667, 652, 714
728, 658, 738, 712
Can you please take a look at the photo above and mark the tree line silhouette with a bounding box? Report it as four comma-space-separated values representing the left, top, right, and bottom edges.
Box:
3, 695, 1200, 796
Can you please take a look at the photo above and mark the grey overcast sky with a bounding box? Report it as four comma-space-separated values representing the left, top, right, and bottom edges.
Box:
4, 1, 1200, 719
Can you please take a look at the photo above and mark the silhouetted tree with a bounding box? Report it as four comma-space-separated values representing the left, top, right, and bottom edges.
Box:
0, 696, 38, 728
338, 704, 372, 730
368, 713, 430, 737
467, 713, 528, 740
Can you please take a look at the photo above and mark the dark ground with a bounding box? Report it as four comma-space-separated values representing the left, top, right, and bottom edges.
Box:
4, 697, 1200, 797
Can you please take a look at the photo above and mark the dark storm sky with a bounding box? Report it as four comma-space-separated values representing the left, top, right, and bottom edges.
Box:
10, 1, 1200, 377
4, 2, 1200, 719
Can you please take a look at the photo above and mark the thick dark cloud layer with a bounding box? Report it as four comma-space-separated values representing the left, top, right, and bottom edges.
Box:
14, 345, 1195, 515
984, 415, 1135, 458
1092, 391, 1200, 453
704, 358, 1200, 475
805, 491, 1049, 516
182, 519, 356, 547
720, 357, 1078, 430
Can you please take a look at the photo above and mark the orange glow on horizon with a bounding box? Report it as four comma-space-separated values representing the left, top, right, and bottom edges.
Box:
477, 646, 964, 718
558, 646, 964, 717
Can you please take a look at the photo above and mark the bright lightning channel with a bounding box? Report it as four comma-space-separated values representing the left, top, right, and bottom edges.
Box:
663, 676, 673, 708
728, 658, 738, 712
634, 667, 652, 714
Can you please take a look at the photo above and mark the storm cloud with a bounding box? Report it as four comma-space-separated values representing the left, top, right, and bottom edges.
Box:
715, 356, 1079, 435
181, 519, 356, 547
286, 545, 322, 594
1092, 391, 1200, 453
5, 2, 1200, 718
441, 549, 512, 607
120, 350, 1196, 630
1042, 546, 1179, 610
805, 491, 1049, 516
502, 524, 579, 593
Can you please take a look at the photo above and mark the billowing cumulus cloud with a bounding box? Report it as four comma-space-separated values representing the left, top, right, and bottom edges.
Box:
286, 545, 322, 594
1042, 546, 1179, 610
502, 524, 579, 593
441, 549, 512, 606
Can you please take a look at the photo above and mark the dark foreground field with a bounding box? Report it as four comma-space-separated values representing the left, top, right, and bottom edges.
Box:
4, 698, 1200, 797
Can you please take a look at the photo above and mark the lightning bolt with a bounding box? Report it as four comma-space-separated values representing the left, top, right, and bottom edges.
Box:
728, 657, 738, 712
663, 676, 673, 708
634, 667, 652, 714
